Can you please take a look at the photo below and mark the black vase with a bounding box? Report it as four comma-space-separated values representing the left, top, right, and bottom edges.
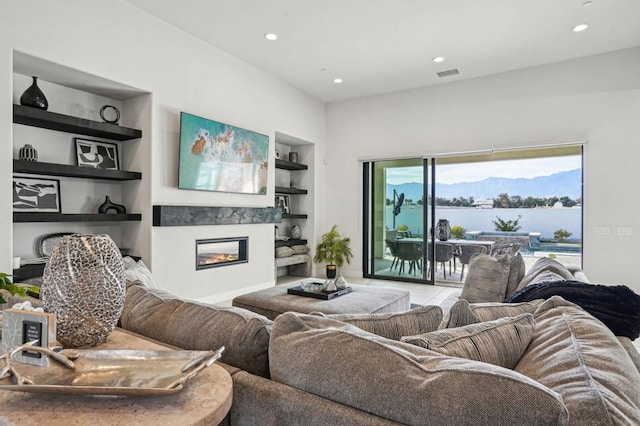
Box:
98, 196, 126, 214
20, 76, 48, 110
437, 219, 452, 241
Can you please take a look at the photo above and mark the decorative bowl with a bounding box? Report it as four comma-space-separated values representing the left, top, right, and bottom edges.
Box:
299, 281, 324, 293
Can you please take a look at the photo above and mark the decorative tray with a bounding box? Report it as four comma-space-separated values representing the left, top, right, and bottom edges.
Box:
287, 284, 353, 300
0, 344, 224, 396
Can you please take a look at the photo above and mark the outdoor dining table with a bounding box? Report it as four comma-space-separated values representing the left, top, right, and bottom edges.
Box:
394, 238, 495, 275
395, 237, 495, 251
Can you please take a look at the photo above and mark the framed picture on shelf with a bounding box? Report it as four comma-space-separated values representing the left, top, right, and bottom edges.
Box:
74, 137, 120, 170
275, 194, 290, 214
12, 176, 61, 213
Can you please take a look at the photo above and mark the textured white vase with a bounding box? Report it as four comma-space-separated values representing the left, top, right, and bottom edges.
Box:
42, 234, 125, 348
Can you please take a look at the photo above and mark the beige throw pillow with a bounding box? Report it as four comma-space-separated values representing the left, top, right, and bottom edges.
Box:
460, 254, 510, 303
403, 313, 534, 369
275, 246, 295, 258
505, 253, 526, 299
440, 298, 543, 329
315, 305, 442, 340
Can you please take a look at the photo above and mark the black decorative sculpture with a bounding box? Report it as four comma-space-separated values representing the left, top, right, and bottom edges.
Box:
98, 196, 126, 214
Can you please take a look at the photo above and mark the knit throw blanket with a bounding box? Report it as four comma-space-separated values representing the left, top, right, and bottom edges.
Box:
506, 280, 640, 340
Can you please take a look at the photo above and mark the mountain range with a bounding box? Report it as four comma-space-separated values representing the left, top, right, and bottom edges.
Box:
387, 169, 581, 202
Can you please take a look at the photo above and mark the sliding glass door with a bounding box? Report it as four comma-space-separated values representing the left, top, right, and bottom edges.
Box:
363, 146, 583, 285
363, 158, 434, 283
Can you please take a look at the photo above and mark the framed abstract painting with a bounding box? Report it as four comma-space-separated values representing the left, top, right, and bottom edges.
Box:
178, 112, 269, 194
13, 176, 61, 212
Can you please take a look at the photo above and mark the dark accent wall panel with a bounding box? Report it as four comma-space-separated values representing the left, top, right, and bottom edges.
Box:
153, 205, 282, 226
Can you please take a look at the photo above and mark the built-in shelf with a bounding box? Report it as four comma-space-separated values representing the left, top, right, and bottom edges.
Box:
275, 239, 308, 248
275, 186, 308, 195
13, 213, 142, 223
13, 160, 142, 181
282, 213, 308, 219
275, 159, 308, 171
13, 104, 142, 141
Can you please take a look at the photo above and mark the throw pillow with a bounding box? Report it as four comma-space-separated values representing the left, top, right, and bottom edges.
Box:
270, 312, 567, 425
504, 253, 526, 299
275, 246, 295, 258
123, 256, 158, 289
516, 257, 574, 291
460, 254, 510, 303
402, 313, 534, 369
120, 284, 273, 378
506, 280, 640, 339
314, 305, 442, 340
290, 244, 310, 254
439, 298, 543, 329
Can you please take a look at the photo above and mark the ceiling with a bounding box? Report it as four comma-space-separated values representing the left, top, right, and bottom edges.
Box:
125, 0, 640, 103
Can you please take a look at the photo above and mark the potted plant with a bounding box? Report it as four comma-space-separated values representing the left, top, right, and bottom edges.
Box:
0, 272, 38, 304
313, 225, 353, 278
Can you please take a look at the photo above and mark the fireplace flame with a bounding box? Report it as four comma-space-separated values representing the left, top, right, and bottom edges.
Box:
201, 253, 239, 265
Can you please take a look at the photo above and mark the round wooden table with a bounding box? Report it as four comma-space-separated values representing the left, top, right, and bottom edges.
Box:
0, 329, 233, 425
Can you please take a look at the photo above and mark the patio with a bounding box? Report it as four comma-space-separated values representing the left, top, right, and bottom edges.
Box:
373, 249, 582, 285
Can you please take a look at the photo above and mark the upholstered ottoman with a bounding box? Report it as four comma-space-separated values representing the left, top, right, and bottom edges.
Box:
232, 280, 411, 320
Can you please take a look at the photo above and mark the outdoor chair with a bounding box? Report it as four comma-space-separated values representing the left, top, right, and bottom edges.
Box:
385, 239, 400, 271
395, 241, 422, 276
458, 244, 488, 281
490, 242, 514, 257
428, 243, 455, 279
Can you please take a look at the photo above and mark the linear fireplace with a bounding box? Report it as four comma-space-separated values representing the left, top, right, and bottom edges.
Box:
196, 237, 248, 270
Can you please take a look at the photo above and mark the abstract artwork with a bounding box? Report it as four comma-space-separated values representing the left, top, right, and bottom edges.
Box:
178, 112, 269, 194
75, 138, 120, 170
13, 176, 61, 212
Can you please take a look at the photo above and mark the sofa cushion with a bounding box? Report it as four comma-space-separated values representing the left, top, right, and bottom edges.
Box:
460, 254, 510, 303
120, 284, 272, 378
506, 280, 640, 339
402, 313, 534, 369
439, 298, 543, 329
270, 312, 568, 425
504, 253, 526, 299
516, 257, 574, 291
515, 296, 640, 425
313, 305, 442, 340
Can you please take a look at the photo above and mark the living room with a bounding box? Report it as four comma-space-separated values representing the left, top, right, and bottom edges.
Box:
2, 2, 640, 424
3, 2, 640, 301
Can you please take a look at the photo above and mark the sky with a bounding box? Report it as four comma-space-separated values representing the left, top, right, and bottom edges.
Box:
387, 155, 582, 185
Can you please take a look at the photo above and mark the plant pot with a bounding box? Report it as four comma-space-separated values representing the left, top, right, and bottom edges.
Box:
326, 264, 337, 279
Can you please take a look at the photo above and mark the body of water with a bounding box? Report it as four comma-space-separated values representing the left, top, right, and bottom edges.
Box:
387, 206, 582, 240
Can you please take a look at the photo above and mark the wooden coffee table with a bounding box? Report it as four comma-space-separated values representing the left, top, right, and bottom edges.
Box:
0, 328, 232, 425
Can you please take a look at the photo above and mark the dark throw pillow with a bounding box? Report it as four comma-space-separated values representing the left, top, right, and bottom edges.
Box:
505, 280, 640, 339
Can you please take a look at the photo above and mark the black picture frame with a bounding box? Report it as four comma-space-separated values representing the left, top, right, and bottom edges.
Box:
74, 137, 120, 170
13, 176, 61, 213
275, 194, 290, 214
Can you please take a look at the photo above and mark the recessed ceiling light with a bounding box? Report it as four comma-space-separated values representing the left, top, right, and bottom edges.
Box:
264, 33, 278, 41
333, 78, 343, 84
432, 56, 445, 63
572, 23, 589, 32
582, 1, 593, 7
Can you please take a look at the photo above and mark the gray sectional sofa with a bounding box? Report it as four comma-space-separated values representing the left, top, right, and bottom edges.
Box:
119, 257, 640, 426
3, 257, 640, 425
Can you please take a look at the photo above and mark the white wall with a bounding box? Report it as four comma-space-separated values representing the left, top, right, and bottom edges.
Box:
1, 0, 325, 302
326, 48, 640, 293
